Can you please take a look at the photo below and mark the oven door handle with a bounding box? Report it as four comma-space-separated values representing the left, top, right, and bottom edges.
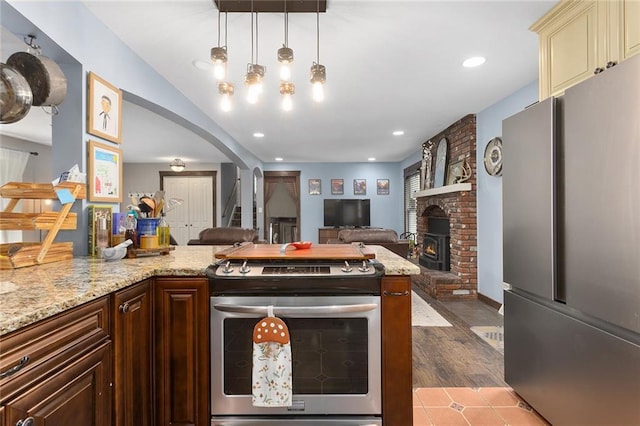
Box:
213, 303, 378, 315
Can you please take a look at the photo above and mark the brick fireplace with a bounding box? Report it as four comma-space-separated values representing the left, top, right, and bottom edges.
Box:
414, 114, 477, 301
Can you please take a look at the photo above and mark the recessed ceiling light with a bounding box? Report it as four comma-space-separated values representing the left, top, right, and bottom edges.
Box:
253, 132, 265, 138
275, 157, 283, 161
462, 56, 486, 68
368, 157, 376, 162
192, 59, 212, 70
392, 130, 404, 136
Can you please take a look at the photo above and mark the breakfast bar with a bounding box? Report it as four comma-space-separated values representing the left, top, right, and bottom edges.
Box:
0, 245, 419, 426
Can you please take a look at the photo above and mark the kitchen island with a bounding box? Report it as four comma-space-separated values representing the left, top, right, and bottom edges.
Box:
0, 245, 419, 425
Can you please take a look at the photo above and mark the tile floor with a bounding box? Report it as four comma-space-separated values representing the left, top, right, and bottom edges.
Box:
413, 387, 550, 425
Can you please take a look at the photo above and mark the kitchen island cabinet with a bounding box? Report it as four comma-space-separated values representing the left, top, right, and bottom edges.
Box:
381, 276, 413, 426
154, 277, 209, 426
0, 297, 111, 426
113, 280, 152, 426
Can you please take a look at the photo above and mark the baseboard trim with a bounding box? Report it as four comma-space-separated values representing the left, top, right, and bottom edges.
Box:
478, 293, 501, 310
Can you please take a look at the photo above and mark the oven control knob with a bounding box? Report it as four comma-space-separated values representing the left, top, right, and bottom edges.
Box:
358, 260, 370, 272
341, 261, 352, 273
222, 261, 234, 274
239, 260, 251, 274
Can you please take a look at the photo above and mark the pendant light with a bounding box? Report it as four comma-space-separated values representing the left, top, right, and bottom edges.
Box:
277, 1, 293, 81
309, 0, 326, 102
245, 7, 265, 104
280, 81, 294, 111
211, 8, 228, 80
218, 81, 234, 112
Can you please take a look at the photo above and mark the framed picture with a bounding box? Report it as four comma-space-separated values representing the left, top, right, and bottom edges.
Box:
446, 159, 465, 185
88, 72, 122, 144
377, 179, 390, 195
353, 179, 367, 195
331, 179, 344, 195
308, 178, 321, 195
88, 140, 123, 202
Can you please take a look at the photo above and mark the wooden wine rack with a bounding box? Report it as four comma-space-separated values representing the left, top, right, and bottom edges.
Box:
0, 182, 86, 269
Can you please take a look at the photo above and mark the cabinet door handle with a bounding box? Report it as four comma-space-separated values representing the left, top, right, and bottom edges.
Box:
606, 61, 617, 69
16, 417, 35, 426
0, 355, 30, 379
593, 67, 605, 74
383, 290, 409, 297
119, 303, 130, 314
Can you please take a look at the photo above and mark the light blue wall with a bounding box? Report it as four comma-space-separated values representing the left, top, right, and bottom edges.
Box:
264, 163, 404, 243
476, 81, 538, 303
2, 1, 262, 253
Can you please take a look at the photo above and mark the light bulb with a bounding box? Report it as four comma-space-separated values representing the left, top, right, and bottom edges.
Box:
213, 61, 226, 80
312, 81, 324, 102
282, 93, 293, 111
220, 93, 231, 111
247, 83, 260, 104
280, 62, 291, 81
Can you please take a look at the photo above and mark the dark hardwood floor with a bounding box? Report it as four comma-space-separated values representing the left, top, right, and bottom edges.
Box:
411, 284, 507, 388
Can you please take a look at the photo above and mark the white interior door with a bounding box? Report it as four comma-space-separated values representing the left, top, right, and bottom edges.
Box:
188, 177, 214, 240
163, 176, 214, 245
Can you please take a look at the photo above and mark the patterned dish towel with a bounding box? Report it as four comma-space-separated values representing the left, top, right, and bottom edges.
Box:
252, 306, 292, 407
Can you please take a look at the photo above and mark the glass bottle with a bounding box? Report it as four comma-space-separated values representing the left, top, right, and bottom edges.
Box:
96, 217, 109, 258
124, 213, 138, 249
157, 213, 170, 248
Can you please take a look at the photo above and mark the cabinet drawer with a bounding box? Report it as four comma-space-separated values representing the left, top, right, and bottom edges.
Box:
0, 296, 110, 401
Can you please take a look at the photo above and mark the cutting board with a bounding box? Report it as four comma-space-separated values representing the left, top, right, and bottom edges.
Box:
214, 243, 375, 260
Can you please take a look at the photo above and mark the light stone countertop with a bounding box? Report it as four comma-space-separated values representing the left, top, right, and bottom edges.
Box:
0, 245, 419, 336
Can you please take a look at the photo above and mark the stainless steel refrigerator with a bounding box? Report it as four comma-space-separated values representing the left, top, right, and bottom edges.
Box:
502, 54, 640, 425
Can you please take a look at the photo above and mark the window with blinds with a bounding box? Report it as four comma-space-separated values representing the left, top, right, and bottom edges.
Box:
404, 169, 420, 235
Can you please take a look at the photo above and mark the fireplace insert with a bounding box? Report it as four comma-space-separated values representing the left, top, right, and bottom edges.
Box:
420, 233, 450, 271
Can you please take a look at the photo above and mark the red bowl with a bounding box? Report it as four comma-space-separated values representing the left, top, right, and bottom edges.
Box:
291, 241, 312, 250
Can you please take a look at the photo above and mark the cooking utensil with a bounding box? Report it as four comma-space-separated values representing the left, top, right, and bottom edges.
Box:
0, 62, 33, 124
139, 196, 155, 215
7, 52, 67, 107
152, 190, 164, 216
163, 198, 184, 213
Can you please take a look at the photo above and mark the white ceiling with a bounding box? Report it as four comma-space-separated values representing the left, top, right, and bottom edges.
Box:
1, 0, 555, 164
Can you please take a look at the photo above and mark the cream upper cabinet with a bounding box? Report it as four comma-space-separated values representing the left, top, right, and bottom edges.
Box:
531, 0, 640, 100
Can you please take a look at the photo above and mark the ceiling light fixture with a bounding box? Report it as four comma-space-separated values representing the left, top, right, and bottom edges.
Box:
310, 0, 326, 102
462, 56, 486, 68
280, 81, 295, 111
253, 132, 265, 138
170, 158, 186, 172
393, 130, 405, 136
211, 8, 228, 80
277, 1, 294, 82
275, 157, 283, 161
245, 8, 265, 104
218, 81, 234, 112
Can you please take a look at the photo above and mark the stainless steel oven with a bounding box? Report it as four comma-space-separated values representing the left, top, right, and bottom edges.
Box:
208, 260, 384, 426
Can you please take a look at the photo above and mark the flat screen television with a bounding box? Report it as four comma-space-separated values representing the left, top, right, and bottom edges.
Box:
324, 199, 371, 227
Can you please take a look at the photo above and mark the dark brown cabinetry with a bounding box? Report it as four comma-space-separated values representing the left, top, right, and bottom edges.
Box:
381, 276, 412, 426
0, 297, 112, 426
113, 280, 152, 426
154, 277, 209, 426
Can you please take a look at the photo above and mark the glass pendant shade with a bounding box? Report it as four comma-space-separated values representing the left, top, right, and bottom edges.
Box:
280, 81, 294, 111
310, 63, 326, 102
211, 47, 227, 80
218, 82, 234, 111
278, 46, 294, 81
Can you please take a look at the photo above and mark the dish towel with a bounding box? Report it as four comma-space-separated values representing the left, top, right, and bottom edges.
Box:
252, 306, 292, 407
